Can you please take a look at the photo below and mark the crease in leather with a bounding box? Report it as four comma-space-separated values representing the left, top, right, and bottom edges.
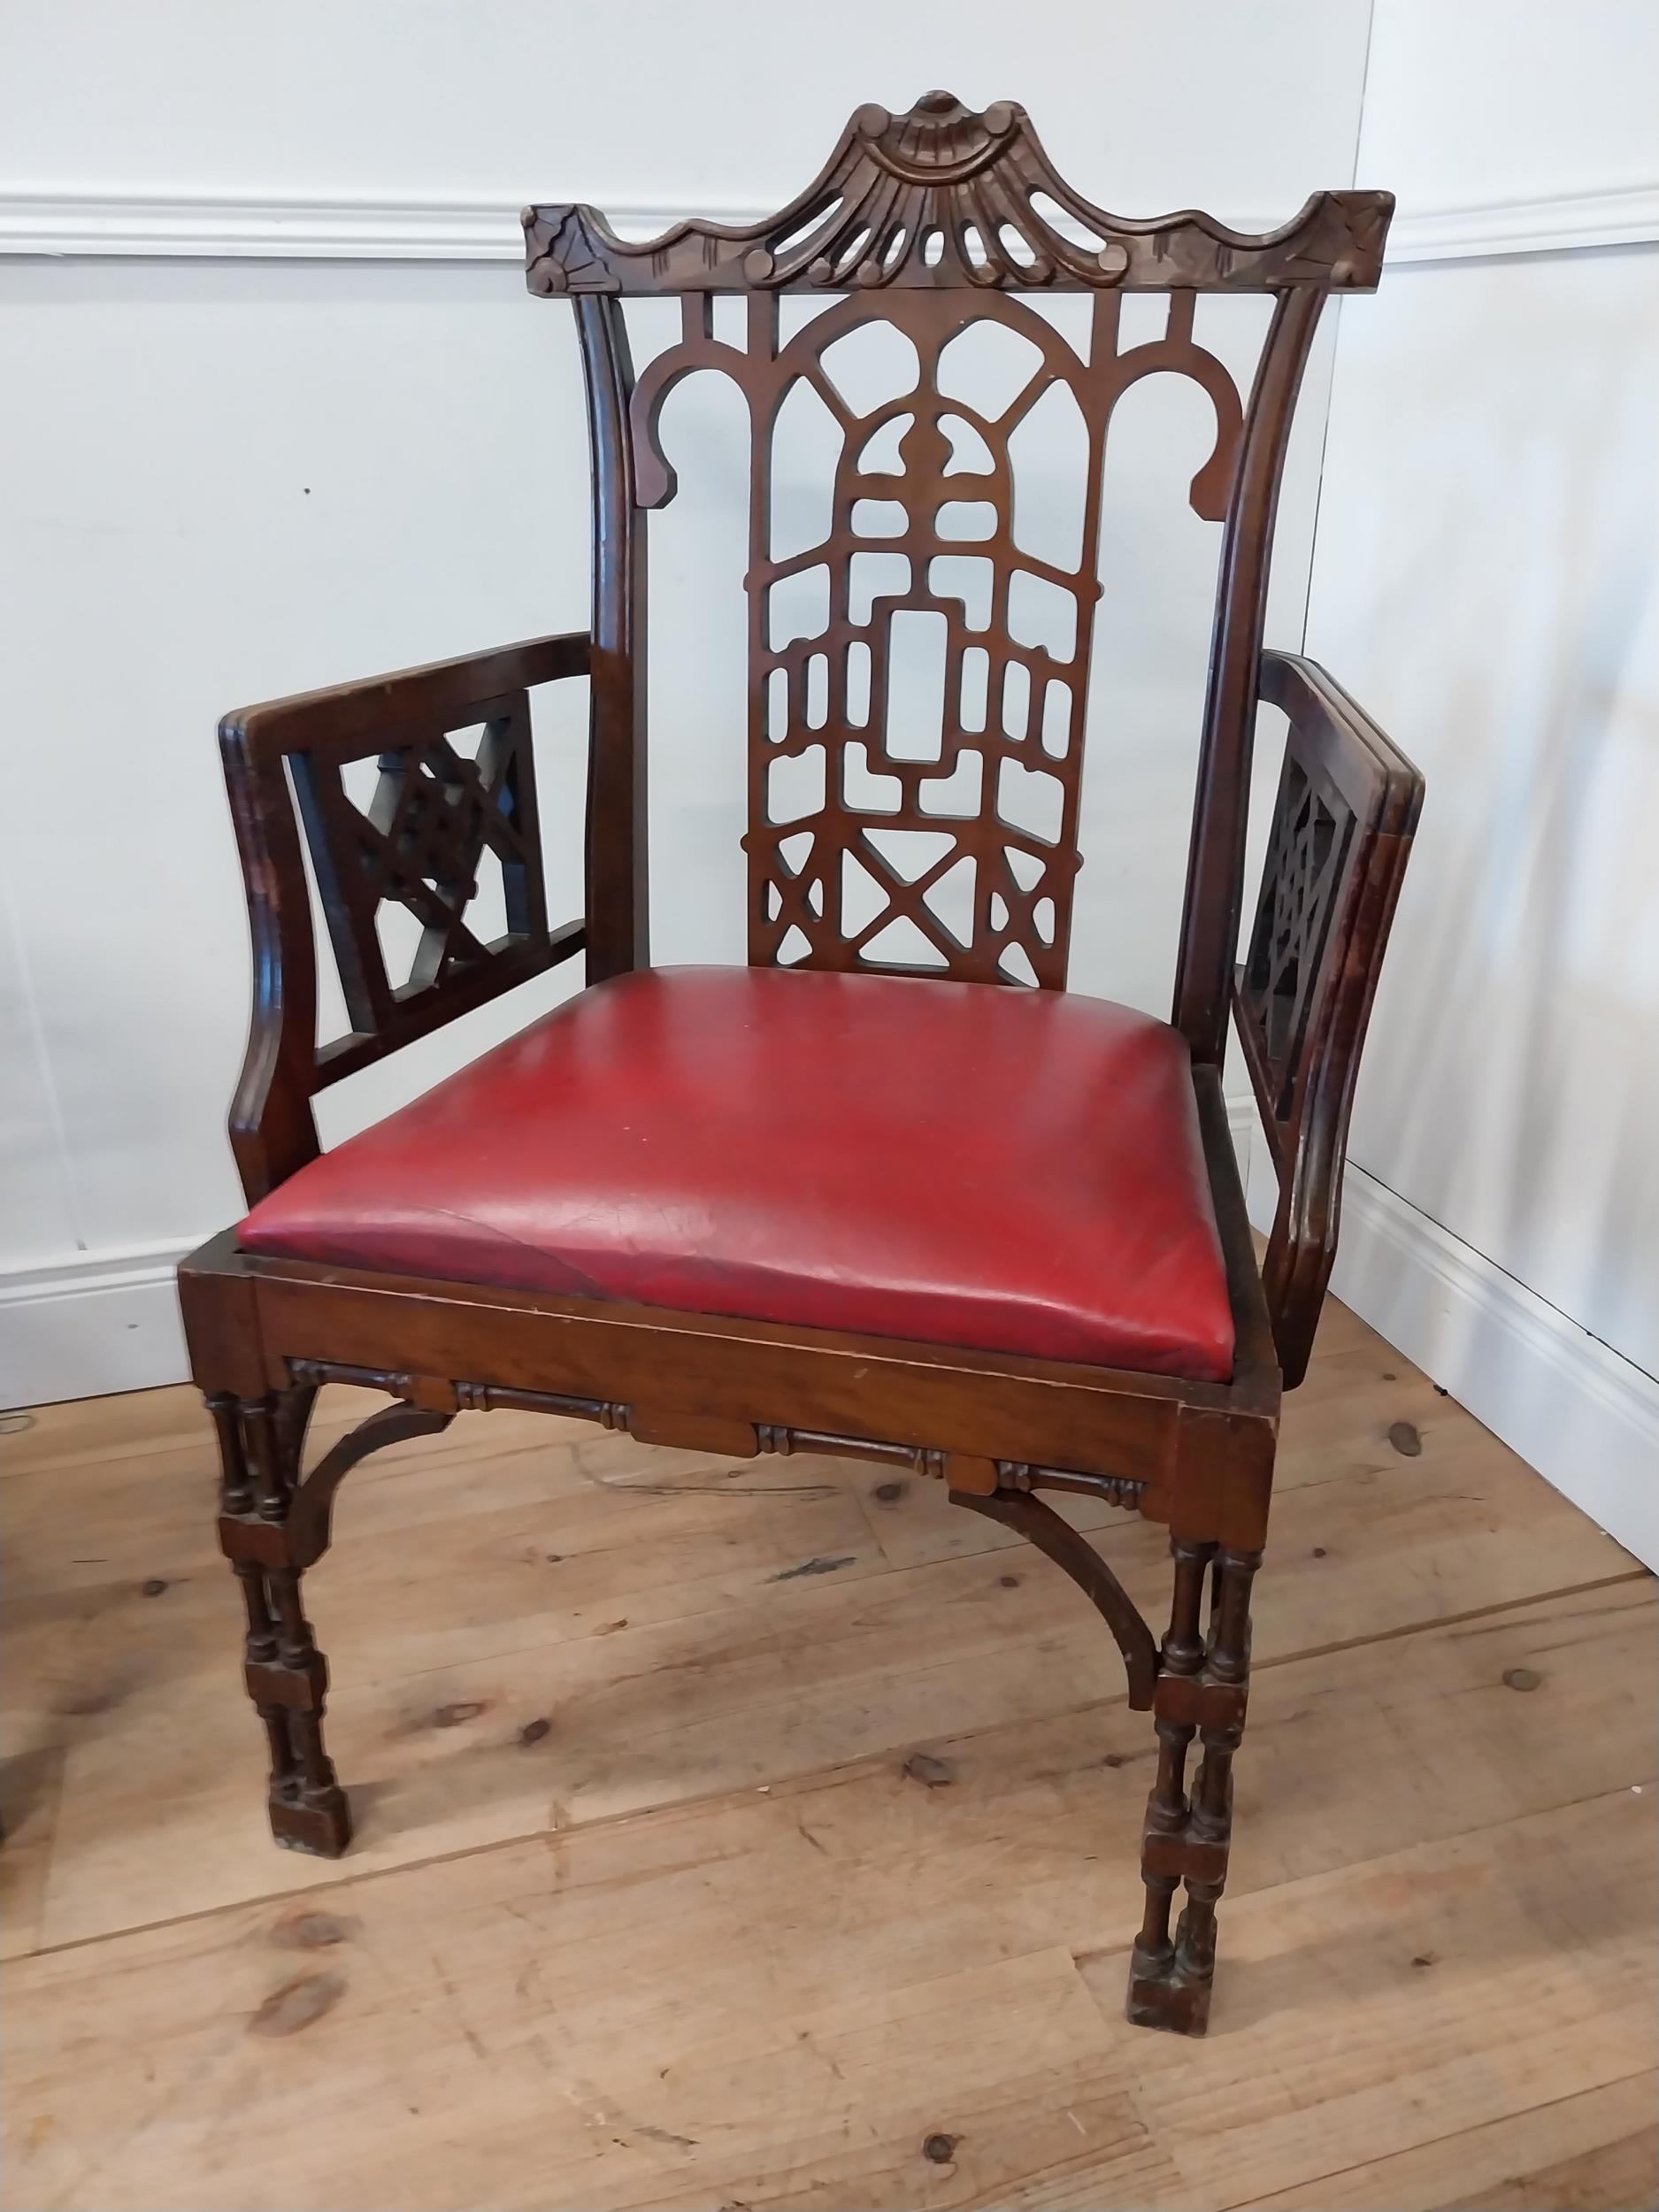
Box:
253, 1196, 624, 1307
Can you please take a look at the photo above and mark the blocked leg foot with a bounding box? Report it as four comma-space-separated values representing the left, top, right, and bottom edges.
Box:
1125, 1709, 1217, 2034
1124, 1540, 1258, 2036
1125, 1944, 1214, 2034
261, 1563, 352, 1855
268, 1776, 352, 1856
213, 1390, 354, 1860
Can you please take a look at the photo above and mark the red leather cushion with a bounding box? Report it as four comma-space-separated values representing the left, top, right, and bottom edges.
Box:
239, 966, 1234, 1379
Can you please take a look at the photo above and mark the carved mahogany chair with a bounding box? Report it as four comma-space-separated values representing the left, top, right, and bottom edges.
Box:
179, 94, 1422, 2035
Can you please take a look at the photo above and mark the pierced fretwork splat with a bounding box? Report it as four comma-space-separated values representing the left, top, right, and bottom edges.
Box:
625, 285, 1245, 987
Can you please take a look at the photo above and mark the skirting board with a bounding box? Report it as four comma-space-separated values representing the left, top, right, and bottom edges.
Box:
1240, 1118, 1659, 1574
0, 1242, 191, 1411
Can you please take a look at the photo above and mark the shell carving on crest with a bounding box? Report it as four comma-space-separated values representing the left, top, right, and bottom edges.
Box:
524, 90, 1393, 297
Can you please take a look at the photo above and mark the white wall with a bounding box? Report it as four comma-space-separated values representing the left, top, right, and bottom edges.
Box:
0, 1, 1371, 221
0, 257, 593, 1398
0, 0, 1374, 1403
1287, 0, 1659, 1566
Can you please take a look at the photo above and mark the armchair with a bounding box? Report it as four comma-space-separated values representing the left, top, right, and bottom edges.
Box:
179, 92, 1421, 2035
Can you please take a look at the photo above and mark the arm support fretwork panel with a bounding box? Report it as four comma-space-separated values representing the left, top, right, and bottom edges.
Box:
1235, 652, 1424, 1385
219, 634, 589, 1202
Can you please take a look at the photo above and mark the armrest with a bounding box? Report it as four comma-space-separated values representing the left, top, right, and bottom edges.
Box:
1233, 650, 1424, 1386
221, 633, 590, 1205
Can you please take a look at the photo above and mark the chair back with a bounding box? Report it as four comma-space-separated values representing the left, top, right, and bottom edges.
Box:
526, 92, 1391, 1053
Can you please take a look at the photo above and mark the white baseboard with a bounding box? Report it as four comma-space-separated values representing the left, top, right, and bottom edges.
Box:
1329, 1170, 1659, 1571
0, 1242, 193, 1409
1241, 1121, 1659, 1572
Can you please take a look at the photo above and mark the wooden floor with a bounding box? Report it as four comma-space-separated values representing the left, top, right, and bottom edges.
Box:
1, 1295, 1654, 2211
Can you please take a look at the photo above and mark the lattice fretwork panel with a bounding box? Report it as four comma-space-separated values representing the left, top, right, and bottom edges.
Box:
291, 697, 547, 1042
630, 285, 1245, 987
1239, 753, 1353, 1115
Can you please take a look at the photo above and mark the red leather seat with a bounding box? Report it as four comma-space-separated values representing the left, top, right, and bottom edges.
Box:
239, 966, 1235, 1379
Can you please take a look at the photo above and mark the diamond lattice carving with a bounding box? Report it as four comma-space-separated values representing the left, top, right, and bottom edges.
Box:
1240, 755, 1351, 1113
292, 701, 545, 1039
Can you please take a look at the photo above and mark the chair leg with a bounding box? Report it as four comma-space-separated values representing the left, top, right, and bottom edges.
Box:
210, 1390, 351, 1857
1125, 1538, 1259, 2034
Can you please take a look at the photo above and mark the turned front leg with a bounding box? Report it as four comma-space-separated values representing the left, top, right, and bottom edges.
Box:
211, 1391, 351, 1856
1126, 1540, 1259, 2034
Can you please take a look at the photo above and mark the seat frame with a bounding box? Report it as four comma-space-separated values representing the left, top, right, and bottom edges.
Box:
179, 94, 1422, 2037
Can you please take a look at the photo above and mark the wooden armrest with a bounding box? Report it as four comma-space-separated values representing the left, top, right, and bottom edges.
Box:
221, 634, 591, 1205
220, 634, 589, 763
1233, 650, 1424, 1385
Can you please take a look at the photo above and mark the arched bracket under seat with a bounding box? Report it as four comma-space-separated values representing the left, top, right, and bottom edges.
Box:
950, 1485, 1158, 1709
286, 1402, 455, 1572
